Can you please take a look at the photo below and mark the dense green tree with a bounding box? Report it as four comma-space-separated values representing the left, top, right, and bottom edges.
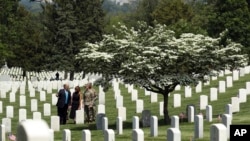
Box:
77, 23, 247, 123
207, 0, 250, 55
0, 0, 19, 65
150, 0, 207, 36
152, 0, 194, 25
126, 0, 158, 27
7, 6, 45, 72
42, 0, 104, 79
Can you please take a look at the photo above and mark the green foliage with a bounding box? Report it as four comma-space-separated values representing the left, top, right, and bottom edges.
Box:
207, 0, 250, 48
41, 0, 105, 72
152, 0, 194, 25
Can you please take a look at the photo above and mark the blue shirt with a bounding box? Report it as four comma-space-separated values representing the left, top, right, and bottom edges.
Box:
65, 90, 68, 104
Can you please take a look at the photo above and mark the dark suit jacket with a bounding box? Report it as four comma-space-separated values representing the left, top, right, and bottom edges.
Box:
56, 89, 71, 108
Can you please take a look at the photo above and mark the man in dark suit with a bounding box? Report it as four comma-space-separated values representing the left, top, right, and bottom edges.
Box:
56, 84, 71, 124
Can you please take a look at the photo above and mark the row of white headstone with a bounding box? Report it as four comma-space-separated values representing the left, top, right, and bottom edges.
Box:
0, 113, 231, 141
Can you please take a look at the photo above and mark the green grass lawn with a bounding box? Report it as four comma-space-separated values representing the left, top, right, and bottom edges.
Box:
2, 72, 250, 141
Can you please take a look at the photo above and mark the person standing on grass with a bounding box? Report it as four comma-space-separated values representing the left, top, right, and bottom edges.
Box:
69, 86, 82, 123
83, 83, 98, 122
56, 84, 71, 125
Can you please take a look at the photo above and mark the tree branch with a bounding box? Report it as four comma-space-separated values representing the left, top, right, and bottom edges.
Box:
143, 85, 162, 94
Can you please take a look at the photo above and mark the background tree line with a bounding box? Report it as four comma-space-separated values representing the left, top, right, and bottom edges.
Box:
1, 0, 250, 79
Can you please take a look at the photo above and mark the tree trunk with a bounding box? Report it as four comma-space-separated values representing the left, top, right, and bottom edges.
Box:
69, 71, 74, 81
64, 71, 68, 80
163, 92, 170, 124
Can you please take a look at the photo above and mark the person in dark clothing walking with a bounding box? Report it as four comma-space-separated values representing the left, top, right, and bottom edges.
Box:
69, 86, 82, 123
56, 84, 71, 125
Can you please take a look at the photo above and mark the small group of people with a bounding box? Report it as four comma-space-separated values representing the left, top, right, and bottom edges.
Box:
56, 82, 97, 124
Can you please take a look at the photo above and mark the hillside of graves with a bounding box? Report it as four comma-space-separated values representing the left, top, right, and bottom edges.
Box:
0, 67, 250, 141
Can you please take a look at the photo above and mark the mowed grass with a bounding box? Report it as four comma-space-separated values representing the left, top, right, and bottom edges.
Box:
2, 73, 250, 141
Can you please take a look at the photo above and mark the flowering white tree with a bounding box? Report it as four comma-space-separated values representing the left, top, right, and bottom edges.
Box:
76, 22, 247, 123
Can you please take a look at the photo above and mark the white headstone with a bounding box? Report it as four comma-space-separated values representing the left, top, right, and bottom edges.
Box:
226, 76, 233, 88
40, 91, 46, 101
171, 116, 179, 129
117, 107, 126, 121
136, 99, 143, 113
50, 116, 60, 131
210, 124, 227, 141
150, 116, 158, 137
150, 92, 158, 103
206, 105, 212, 122
44, 103, 51, 116
116, 96, 123, 108
222, 114, 231, 139
102, 117, 108, 132
231, 97, 240, 113
9, 92, 16, 103
184, 86, 192, 98
195, 81, 202, 93
131, 89, 138, 101
75, 110, 84, 124
33, 112, 42, 120
246, 82, 250, 95
200, 95, 208, 110
238, 88, 247, 103
97, 104, 105, 114
167, 128, 181, 141
144, 89, 151, 96
173, 94, 181, 108
132, 116, 139, 129
116, 117, 123, 135
219, 71, 224, 77
159, 102, 164, 116
6, 106, 13, 118
20, 95, 26, 107
19, 108, 27, 122
132, 129, 144, 141
232, 70, 239, 81
188, 106, 194, 123
0, 125, 5, 141
51, 94, 57, 106
104, 129, 115, 141
194, 115, 203, 139
16, 119, 50, 141
49, 129, 54, 141
224, 69, 232, 75
210, 88, 218, 101
99, 92, 105, 105
82, 130, 91, 141
218, 81, 226, 93
0, 101, 2, 113
29, 88, 35, 97
225, 104, 232, 119
175, 85, 181, 91
211, 76, 217, 80
239, 67, 245, 77
2, 118, 11, 133
20, 86, 25, 95
31, 99, 38, 112
63, 129, 71, 141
